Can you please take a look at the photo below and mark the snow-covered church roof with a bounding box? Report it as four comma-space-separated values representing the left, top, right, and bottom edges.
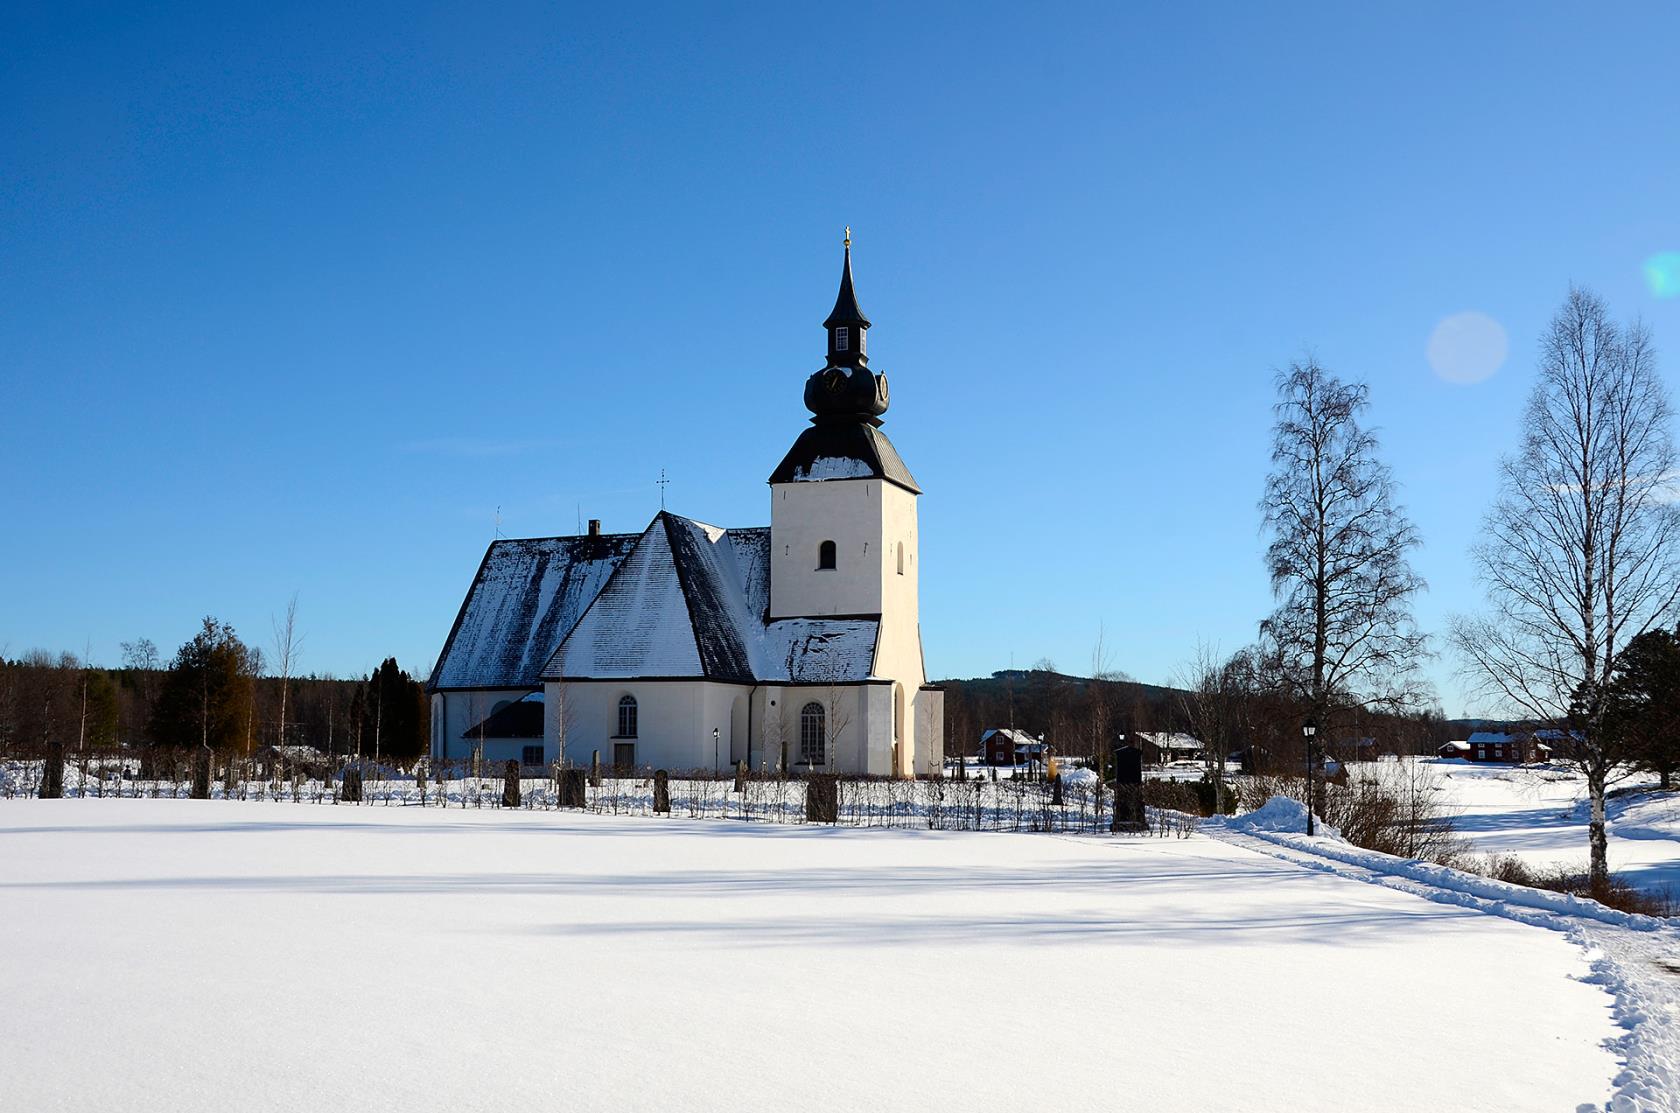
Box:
543, 513, 878, 684
429, 532, 640, 690
769, 419, 920, 493
431, 512, 880, 692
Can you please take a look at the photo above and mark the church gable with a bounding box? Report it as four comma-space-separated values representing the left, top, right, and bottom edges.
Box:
548, 517, 705, 679
429, 533, 638, 691
542, 514, 776, 683
540, 514, 877, 685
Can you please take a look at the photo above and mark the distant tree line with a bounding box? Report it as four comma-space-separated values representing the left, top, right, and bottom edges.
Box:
0, 614, 429, 763
937, 662, 1449, 770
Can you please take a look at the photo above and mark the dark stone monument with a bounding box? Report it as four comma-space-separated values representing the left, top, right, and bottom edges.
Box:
653, 769, 671, 813
38, 742, 64, 799
416, 759, 428, 806
191, 749, 213, 800
1050, 773, 1064, 806
734, 760, 747, 793
590, 750, 601, 787
341, 763, 363, 803
806, 774, 839, 824
1111, 744, 1145, 831
557, 768, 587, 808
502, 760, 521, 808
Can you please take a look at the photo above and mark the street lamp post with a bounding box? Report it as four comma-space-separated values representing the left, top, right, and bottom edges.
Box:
1302, 717, 1318, 836
712, 726, 720, 774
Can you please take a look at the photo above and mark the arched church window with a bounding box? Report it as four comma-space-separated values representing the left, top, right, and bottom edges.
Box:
800, 702, 826, 765
896, 542, 904, 575
818, 540, 837, 570
617, 695, 638, 738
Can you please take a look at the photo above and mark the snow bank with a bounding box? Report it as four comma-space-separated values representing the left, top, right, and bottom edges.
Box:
1212, 795, 1342, 841
1219, 814, 1672, 934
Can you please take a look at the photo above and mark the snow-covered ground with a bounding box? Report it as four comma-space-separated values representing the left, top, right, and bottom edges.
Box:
1420, 759, 1680, 900
0, 798, 1630, 1112
1205, 796, 1680, 1112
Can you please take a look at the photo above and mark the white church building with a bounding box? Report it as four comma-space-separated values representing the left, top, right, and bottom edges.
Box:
426, 239, 944, 777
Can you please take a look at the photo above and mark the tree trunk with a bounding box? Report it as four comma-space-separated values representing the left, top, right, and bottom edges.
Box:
1587, 760, 1609, 890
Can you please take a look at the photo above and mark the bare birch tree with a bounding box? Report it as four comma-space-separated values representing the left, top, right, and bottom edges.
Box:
1261, 359, 1428, 724
1174, 642, 1244, 802
1453, 287, 1680, 886
271, 594, 303, 752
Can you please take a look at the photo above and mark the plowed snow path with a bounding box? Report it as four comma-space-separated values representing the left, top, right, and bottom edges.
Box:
0, 800, 1625, 1112
1203, 820, 1680, 1113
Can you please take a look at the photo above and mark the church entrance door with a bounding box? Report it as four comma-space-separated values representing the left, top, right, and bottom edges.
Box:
613, 742, 636, 772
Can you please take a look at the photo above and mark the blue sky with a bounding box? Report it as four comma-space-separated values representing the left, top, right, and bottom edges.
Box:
4, 2, 1679, 715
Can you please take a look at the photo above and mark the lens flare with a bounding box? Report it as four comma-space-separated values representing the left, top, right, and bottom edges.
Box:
1645, 252, 1680, 299
1427, 311, 1507, 385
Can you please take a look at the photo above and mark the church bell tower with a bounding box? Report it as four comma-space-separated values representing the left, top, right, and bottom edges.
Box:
768, 231, 921, 620
766, 232, 936, 776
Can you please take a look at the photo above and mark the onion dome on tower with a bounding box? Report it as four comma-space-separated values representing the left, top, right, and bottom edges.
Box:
769, 230, 920, 492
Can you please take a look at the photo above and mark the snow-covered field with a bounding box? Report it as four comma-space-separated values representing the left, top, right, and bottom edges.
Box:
1422, 759, 1680, 900
0, 798, 1635, 1112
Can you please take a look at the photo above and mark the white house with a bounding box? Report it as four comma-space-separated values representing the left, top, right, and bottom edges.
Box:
426, 237, 943, 777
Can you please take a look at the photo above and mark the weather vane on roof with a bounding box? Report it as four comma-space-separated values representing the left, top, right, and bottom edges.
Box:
657, 468, 669, 510
843, 225, 851, 249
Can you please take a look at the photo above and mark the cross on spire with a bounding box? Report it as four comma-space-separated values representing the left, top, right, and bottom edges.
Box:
657, 468, 670, 510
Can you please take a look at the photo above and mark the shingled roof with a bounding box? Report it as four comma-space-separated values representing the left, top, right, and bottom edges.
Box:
435, 512, 880, 691
538, 512, 878, 684
768, 421, 921, 493
428, 532, 639, 691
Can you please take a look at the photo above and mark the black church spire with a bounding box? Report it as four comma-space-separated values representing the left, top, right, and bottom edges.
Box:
822, 227, 871, 369
770, 233, 917, 491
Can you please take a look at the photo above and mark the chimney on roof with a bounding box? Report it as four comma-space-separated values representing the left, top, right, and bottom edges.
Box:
587, 519, 601, 538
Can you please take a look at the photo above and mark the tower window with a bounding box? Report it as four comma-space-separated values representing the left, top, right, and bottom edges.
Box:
817, 540, 837, 570
617, 695, 638, 738
800, 702, 827, 765
834, 326, 849, 352
896, 542, 904, 575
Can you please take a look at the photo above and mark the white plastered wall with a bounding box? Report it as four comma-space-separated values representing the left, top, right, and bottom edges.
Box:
768, 476, 936, 777
547, 680, 748, 773
430, 689, 535, 763
751, 683, 877, 774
